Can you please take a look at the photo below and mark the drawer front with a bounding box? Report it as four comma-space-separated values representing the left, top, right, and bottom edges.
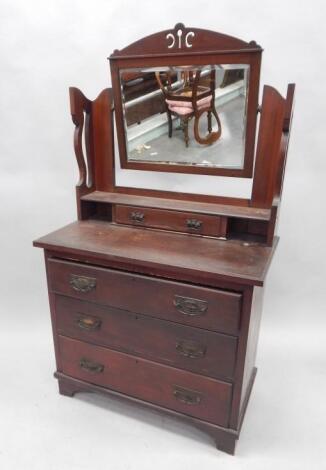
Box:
48, 259, 242, 335
56, 296, 238, 380
115, 205, 227, 237
58, 336, 232, 427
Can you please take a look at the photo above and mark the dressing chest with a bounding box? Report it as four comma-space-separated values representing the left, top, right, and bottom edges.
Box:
34, 24, 294, 454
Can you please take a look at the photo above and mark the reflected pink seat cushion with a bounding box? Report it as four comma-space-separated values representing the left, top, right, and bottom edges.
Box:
166, 95, 212, 115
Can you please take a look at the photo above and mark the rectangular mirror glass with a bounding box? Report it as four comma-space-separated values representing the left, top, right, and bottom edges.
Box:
119, 64, 249, 170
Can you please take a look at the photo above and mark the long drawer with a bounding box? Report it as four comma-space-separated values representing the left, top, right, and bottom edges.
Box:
48, 259, 242, 335
58, 336, 232, 427
114, 204, 228, 237
55, 296, 238, 380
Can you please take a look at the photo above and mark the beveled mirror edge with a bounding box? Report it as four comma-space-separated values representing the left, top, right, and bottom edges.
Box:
109, 24, 262, 178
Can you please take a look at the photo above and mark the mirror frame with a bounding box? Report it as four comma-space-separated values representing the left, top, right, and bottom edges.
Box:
109, 23, 262, 178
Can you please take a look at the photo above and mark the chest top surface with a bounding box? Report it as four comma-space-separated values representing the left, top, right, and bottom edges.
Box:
34, 220, 278, 287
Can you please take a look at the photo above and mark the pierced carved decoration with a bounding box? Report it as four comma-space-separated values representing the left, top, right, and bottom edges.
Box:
166, 23, 195, 49
110, 24, 262, 60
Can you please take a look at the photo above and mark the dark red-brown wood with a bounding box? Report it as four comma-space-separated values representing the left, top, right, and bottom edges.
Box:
81, 191, 271, 220
56, 372, 239, 454
33, 25, 295, 456
55, 295, 238, 379
48, 257, 242, 335
110, 23, 262, 59
69, 87, 115, 219
34, 220, 278, 287
114, 204, 228, 237
58, 335, 233, 427
251, 85, 287, 207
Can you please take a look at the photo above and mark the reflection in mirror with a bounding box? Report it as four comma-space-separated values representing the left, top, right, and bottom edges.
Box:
120, 64, 249, 169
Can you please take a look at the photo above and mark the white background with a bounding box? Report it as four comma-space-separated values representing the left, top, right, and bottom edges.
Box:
1, 1, 326, 469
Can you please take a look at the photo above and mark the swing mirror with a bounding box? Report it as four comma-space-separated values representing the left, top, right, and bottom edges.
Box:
110, 24, 262, 177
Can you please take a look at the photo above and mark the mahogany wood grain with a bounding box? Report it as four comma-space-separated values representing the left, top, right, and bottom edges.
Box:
228, 285, 255, 428
69, 87, 115, 219
55, 295, 238, 379
251, 86, 286, 208
58, 335, 233, 427
48, 258, 242, 335
69, 88, 94, 219
114, 204, 227, 237
44, 252, 63, 371
274, 83, 295, 200
56, 367, 257, 455
266, 204, 278, 247
240, 287, 264, 414
110, 23, 261, 59
237, 367, 257, 432
34, 220, 278, 287
112, 185, 251, 207
91, 89, 115, 193
69, 87, 92, 189
56, 372, 238, 454
250, 83, 295, 245
81, 191, 271, 220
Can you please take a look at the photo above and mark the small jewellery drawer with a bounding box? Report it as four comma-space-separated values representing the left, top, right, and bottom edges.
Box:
55, 296, 238, 379
59, 336, 232, 427
48, 259, 242, 335
114, 205, 227, 238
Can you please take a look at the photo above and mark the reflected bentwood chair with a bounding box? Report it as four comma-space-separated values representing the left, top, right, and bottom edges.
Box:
155, 66, 222, 147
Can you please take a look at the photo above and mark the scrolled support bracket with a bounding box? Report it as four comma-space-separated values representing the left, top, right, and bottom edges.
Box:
69, 87, 92, 188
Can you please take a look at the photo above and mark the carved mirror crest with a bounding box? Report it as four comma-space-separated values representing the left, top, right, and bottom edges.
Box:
110, 24, 262, 177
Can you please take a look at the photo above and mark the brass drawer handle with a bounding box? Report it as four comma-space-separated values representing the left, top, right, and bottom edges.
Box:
174, 295, 208, 316
70, 274, 96, 293
79, 357, 104, 374
77, 314, 102, 331
176, 339, 206, 359
186, 219, 202, 230
173, 385, 202, 405
130, 211, 145, 223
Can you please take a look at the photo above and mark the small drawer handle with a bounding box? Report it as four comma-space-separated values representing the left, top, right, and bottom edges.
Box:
174, 295, 208, 316
173, 385, 202, 405
130, 211, 145, 223
79, 357, 104, 374
77, 314, 102, 331
176, 339, 206, 359
70, 274, 96, 293
186, 218, 202, 230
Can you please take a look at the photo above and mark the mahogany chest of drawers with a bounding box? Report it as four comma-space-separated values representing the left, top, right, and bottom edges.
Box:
34, 220, 277, 454
33, 24, 294, 454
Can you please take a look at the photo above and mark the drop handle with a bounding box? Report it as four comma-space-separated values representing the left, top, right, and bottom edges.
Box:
77, 314, 102, 331
79, 357, 104, 374
69, 274, 96, 293
130, 211, 145, 223
173, 385, 202, 405
176, 340, 206, 359
174, 295, 208, 316
186, 218, 202, 230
